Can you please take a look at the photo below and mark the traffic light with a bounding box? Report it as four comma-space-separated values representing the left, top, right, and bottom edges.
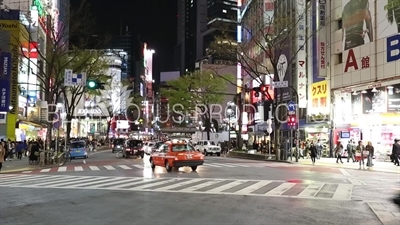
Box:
86, 80, 105, 90
288, 115, 296, 127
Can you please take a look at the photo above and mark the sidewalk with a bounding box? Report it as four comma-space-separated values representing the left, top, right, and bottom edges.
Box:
0, 146, 110, 173
293, 157, 400, 174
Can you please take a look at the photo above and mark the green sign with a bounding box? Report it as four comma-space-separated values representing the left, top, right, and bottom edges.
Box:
32, 0, 46, 17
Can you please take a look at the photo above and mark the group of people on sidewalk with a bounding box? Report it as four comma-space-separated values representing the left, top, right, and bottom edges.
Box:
0, 138, 45, 173
334, 140, 375, 169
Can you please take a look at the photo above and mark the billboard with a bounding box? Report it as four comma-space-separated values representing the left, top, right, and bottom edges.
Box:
342, 0, 374, 51
0, 20, 26, 115
308, 80, 330, 118
0, 52, 12, 112
377, 0, 400, 39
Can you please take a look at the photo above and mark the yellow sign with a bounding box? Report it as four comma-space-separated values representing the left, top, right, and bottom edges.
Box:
310, 80, 328, 108
0, 20, 28, 141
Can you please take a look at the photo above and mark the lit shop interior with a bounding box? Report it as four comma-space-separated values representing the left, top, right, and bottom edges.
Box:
333, 83, 400, 155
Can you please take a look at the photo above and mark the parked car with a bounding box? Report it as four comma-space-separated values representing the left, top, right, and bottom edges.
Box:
122, 139, 144, 158
69, 141, 88, 159
194, 140, 221, 156
112, 138, 125, 153
150, 140, 204, 172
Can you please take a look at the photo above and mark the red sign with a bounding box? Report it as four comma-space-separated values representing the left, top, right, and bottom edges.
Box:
344, 49, 370, 72
22, 42, 38, 59
320, 42, 326, 69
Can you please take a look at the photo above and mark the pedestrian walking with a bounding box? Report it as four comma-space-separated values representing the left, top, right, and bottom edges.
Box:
366, 141, 374, 167
0, 141, 5, 172
346, 140, 356, 162
392, 138, 400, 166
357, 141, 366, 170
309, 141, 317, 165
335, 141, 344, 164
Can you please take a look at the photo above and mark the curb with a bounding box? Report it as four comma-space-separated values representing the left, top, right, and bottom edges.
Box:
227, 152, 293, 164
1, 165, 57, 174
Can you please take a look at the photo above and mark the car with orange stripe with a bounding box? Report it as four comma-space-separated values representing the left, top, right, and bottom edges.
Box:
149, 140, 204, 172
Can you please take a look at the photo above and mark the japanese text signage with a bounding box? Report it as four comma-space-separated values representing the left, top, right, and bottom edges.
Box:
311, 80, 328, 105
0, 52, 12, 112
320, 42, 326, 69
319, 0, 326, 27
297, 0, 307, 108
344, 49, 370, 72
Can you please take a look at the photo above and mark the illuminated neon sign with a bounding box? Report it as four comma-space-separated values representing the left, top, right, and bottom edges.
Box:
32, 0, 47, 30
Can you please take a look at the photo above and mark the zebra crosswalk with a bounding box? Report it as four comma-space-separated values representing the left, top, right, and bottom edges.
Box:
17, 162, 304, 174
0, 174, 353, 200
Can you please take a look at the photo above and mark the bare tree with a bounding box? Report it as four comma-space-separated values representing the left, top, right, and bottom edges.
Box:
208, 0, 320, 156
62, 51, 110, 144
17, 0, 109, 147
97, 80, 142, 140
160, 70, 234, 140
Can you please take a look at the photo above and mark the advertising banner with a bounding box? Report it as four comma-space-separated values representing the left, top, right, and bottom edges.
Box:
312, 1, 325, 81
377, 0, 400, 63
387, 84, 400, 112
308, 80, 330, 122
342, 0, 374, 51
0, 52, 12, 112
296, 0, 307, 108
0, 20, 22, 115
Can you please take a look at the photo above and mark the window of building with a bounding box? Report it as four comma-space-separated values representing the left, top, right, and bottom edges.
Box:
338, 19, 342, 29
223, 9, 227, 13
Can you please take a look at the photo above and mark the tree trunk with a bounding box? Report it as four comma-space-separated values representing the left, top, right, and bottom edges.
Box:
65, 114, 73, 145
105, 121, 111, 141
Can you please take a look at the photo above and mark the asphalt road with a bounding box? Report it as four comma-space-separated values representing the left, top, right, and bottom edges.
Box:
1, 150, 399, 225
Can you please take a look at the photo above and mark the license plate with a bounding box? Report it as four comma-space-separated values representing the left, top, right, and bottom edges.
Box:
76, 151, 80, 152
186, 154, 192, 159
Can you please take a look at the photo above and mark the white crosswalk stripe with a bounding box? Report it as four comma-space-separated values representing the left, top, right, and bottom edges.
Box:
0, 174, 353, 200
16, 162, 306, 174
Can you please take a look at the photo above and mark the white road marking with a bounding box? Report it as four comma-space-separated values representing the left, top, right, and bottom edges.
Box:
339, 168, 351, 176
332, 184, 353, 200
205, 180, 248, 193
104, 165, 116, 170
74, 166, 84, 171
298, 183, 324, 197
132, 165, 144, 169
40, 168, 51, 173
58, 167, 67, 172
367, 201, 399, 225
89, 166, 100, 171
234, 181, 273, 194
118, 165, 132, 170
265, 183, 296, 196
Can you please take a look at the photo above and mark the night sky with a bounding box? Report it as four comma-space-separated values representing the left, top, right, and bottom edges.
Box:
71, 0, 178, 80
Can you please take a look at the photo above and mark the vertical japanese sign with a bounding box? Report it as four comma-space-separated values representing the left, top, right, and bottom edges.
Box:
319, 26, 327, 78
319, 0, 326, 26
0, 52, 11, 112
297, 0, 307, 108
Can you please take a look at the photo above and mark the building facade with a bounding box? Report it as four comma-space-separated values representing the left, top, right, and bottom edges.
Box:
327, 0, 400, 155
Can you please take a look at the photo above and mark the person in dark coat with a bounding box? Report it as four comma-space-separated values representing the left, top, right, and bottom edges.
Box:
29, 142, 39, 161
393, 138, 400, 166
309, 141, 317, 165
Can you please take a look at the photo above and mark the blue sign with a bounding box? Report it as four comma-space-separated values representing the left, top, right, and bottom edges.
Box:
0, 52, 12, 112
387, 34, 400, 63
287, 101, 296, 112
27, 90, 37, 105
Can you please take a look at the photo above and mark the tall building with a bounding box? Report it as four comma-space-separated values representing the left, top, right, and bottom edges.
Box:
175, 0, 238, 75
175, 0, 207, 75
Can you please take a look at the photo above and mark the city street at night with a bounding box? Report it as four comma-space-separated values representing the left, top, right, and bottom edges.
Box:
1, 150, 399, 225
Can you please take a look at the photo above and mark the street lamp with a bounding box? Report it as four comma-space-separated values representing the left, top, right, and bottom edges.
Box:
266, 119, 273, 159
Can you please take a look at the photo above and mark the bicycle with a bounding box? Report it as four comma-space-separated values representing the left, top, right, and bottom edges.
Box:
53, 151, 71, 166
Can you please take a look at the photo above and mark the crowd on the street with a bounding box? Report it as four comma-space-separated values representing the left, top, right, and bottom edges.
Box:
0, 138, 45, 172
